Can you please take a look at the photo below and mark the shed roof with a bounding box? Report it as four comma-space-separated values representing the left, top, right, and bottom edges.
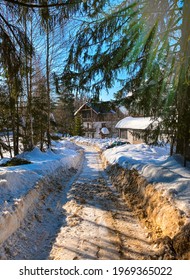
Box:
115, 116, 154, 130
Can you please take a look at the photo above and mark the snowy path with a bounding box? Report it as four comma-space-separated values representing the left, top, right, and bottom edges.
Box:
0, 145, 157, 260
50, 145, 156, 260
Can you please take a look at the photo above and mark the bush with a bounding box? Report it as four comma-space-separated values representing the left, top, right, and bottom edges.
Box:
0, 157, 31, 167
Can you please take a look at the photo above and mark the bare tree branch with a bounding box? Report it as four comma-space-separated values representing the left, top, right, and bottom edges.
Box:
0, 13, 22, 48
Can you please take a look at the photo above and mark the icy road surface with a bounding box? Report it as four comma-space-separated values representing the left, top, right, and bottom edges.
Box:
0, 145, 156, 260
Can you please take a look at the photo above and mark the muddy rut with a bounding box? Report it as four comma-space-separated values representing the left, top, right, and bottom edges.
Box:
0, 145, 158, 260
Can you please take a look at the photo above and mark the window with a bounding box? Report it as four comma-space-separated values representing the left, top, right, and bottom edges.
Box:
120, 130, 128, 139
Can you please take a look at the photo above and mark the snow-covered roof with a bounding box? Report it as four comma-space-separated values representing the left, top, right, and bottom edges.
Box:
118, 106, 129, 116
115, 116, 153, 130
101, 127, 110, 135
74, 102, 89, 116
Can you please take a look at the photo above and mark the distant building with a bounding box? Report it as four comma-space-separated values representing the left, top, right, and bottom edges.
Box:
74, 101, 126, 138
116, 116, 158, 144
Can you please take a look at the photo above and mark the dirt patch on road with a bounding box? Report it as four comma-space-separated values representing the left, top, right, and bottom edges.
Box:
50, 145, 158, 260
50, 178, 157, 260
103, 161, 190, 260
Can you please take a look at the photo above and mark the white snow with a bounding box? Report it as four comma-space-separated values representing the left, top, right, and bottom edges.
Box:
0, 140, 82, 211
104, 143, 190, 215
72, 137, 190, 217
1, 135, 190, 232
101, 127, 110, 135
118, 105, 129, 116
115, 116, 156, 129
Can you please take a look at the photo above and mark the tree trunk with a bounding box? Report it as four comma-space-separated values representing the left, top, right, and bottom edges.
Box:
46, 25, 51, 148
24, 17, 34, 151
176, 0, 190, 164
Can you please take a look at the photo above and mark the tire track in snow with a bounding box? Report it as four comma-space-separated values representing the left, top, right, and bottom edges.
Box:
50, 145, 157, 260
0, 145, 157, 260
0, 165, 84, 260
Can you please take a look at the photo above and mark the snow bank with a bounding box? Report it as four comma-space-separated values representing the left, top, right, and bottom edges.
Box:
67, 137, 190, 216
102, 143, 190, 215
71, 137, 190, 258
0, 140, 83, 245
101, 141, 190, 259
70, 136, 117, 150
0, 140, 83, 210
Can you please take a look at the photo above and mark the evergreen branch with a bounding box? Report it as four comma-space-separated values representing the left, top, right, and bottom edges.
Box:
3, 0, 81, 9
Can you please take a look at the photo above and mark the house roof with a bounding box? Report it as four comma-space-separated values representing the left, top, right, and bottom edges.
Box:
74, 101, 116, 116
115, 116, 154, 130
74, 103, 89, 116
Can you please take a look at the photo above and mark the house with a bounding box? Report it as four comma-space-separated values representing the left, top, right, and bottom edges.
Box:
115, 116, 159, 144
74, 101, 126, 138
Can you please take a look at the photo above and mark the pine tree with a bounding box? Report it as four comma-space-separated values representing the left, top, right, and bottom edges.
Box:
54, 93, 75, 135
73, 114, 84, 136
175, 0, 190, 165
60, 0, 190, 162
0, 0, 93, 154
0, 85, 12, 157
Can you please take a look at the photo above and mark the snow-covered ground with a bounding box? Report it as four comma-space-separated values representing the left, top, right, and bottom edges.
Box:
72, 136, 190, 217
0, 140, 82, 212
1, 136, 190, 217
0, 136, 190, 259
